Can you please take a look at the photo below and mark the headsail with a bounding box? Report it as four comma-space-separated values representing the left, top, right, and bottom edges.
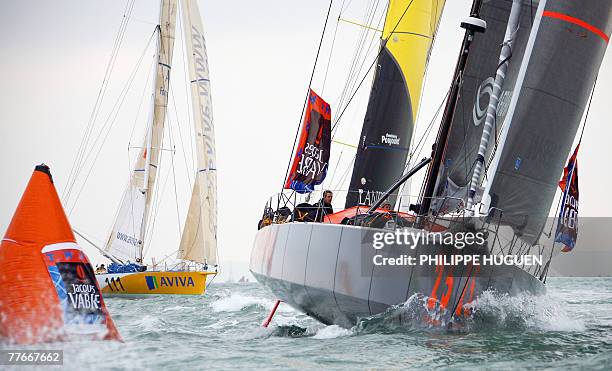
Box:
345, 0, 446, 208
177, 0, 218, 265
483, 0, 611, 245
105, 0, 177, 262
433, 0, 537, 213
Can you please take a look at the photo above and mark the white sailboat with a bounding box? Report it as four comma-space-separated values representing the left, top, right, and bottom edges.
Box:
74, 0, 219, 296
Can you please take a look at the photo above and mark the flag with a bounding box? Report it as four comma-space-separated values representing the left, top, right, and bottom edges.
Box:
555, 145, 579, 252
284, 89, 331, 193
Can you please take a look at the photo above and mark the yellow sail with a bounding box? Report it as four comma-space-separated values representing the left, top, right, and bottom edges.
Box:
383, 0, 445, 122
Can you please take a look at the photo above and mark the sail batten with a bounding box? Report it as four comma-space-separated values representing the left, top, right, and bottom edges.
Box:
177, 0, 218, 265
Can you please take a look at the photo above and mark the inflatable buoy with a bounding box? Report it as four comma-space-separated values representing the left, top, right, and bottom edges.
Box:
0, 164, 121, 344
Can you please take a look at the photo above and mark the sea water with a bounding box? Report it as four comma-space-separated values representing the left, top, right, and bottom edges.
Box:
2, 278, 611, 370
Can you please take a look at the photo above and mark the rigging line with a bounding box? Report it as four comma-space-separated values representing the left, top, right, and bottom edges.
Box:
549, 74, 599, 238
63, 0, 136, 202
321, 15, 342, 95
333, 153, 357, 191
340, 0, 384, 110
543, 73, 598, 280
143, 60, 177, 255
65, 0, 136, 201
338, 17, 383, 32
331, 0, 417, 133
63, 0, 135, 200
334, 0, 380, 113
142, 125, 171, 258
341, 0, 354, 14
406, 88, 450, 169
333, 0, 375, 115
325, 149, 344, 190
66, 25, 157, 207
169, 83, 194, 189
166, 114, 183, 242
331, 5, 386, 141
177, 2, 197, 176
398, 89, 449, 197
128, 51, 157, 148
281, 0, 335, 191
67, 29, 158, 215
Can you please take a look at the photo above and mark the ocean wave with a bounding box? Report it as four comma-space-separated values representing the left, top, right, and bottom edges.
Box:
467, 290, 585, 332
353, 290, 585, 334
210, 293, 271, 312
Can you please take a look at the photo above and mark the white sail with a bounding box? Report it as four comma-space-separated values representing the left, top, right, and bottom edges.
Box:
104, 146, 147, 262
105, 0, 177, 261
177, 0, 218, 265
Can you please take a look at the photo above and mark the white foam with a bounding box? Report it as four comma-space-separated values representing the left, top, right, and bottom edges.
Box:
134, 315, 163, 331
312, 325, 352, 339
210, 293, 270, 312
469, 290, 586, 332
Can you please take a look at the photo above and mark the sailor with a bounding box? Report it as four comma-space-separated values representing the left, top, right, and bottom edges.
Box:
381, 202, 392, 211
314, 190, 334, 222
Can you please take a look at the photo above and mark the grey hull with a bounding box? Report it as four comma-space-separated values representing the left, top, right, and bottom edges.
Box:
250, 222, 544, 328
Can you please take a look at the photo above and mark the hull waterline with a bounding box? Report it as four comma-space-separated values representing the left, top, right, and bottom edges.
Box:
250, 222, 544, 328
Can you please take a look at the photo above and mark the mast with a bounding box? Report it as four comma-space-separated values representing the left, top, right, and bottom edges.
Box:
465, 0, 523, 212
418, 0, 486, 219
104, 0, 177, 263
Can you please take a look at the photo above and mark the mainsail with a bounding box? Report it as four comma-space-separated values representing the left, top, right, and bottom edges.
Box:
483, 0, 611, 245
345, 0, 446, 208
433, 0, 537, 212
177, 0, 218, 265
105, 0, 177, 262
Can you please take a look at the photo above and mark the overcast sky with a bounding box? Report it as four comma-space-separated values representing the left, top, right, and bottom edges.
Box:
1, 0, 610, 280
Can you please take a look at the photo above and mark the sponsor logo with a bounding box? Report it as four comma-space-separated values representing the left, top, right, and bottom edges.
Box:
358, 189, 386, 206
116, 232, 141, 247
145, 275, 158, 290
473, 77, 494, 126
190, 25, 216, 172
381, 133, 400, 146
145, 275, 195, 290
296, 142, 328, 179
67, 283, 100, 310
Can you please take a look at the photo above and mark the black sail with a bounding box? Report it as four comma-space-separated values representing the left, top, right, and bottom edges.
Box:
434, 0, 538, 212
485, 0, 611, 245
344, 0, 446, 208
345, 47, 413, 207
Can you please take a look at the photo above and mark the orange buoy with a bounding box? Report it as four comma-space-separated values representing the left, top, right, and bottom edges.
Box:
0, 164, 121, 344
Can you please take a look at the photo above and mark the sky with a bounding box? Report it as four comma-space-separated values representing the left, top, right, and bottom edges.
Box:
0, 0, 610, 281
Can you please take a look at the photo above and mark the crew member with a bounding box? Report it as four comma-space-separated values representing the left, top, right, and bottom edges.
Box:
314, 190, 334, 222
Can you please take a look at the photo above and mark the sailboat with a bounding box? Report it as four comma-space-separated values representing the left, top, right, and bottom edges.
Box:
250, 0, 610, 328
69, 0, 219, 296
